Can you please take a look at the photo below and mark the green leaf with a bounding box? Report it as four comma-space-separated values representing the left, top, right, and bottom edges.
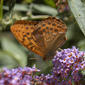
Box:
77, 39, 85, 50
3, 4, 57, 16
68, 0, 85, 36
32, 4, 57, 16
81, 70, 85, 75
1, 37, 27, 67
44, 0, 56, 8
23, 0, 33, 3
3, 4, 30, 12
0, 0, 3, 20
0, 50, 17, 68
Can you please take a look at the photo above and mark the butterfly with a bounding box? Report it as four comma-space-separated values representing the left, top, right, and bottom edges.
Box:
11, 17, 67, 60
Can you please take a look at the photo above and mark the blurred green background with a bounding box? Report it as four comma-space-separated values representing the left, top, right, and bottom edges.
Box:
0, 0, 85, 74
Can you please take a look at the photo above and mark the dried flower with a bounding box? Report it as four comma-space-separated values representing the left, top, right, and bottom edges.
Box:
55, 0, 69, 13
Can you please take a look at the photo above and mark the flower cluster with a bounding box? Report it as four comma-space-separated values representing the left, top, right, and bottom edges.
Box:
0, 46, 85, 85
52, 46, 85, 85
0, 65, 40, 85
36, 46, 85, 85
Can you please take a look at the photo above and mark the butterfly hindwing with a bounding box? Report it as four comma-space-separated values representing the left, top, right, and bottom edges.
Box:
32, 17, 67, 59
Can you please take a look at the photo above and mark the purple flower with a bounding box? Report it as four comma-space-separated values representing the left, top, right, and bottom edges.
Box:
52, 46, 85, 84
0, 46, 85, 85
0, 65, 40, 85
38, 46, 85, 85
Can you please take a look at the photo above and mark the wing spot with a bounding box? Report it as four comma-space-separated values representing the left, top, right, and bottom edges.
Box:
52, 17, 56, 19
57, 19, 61, 22
26, 27, 29, 29
31, 27, 34, 29
27, 32, 29, 35
50, 28, 53, 30
22, 38, 25, 40
46, 27, 49, 29
42, 24, 46, 27
24, 35, 26, 37
43, 29, 45, 32
52, 23, 56, 26
38, 27, 41, 30
30, 46, 34, 50
55, 29, 58, 32
57, 26, 62, 28
48, 22, 51, 25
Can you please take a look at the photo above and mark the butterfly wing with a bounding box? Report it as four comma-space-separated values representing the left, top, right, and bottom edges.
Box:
11, 17, 67, 60
33, 17, 67, 59
11, 20, 46, 57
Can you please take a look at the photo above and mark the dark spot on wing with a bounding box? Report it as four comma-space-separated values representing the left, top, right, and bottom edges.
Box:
27, 32, 29, 35
55, 29, 58, 32
57, 26, 62, 28
38, 27, 41, 30
30, 46, 34, 50
26, 27, 29, 29
43, 29, 45, 32
52, 23, 56, 26
50, 28, 53, 30
42, 24, 45, 27
57, 19, 61, 22
24, 35, 26, 37
48, 22, 51, 25
22, 38, 25, 41
46, 27, 49, 29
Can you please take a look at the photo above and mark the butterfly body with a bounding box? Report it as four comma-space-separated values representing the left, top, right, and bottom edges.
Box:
11, 17, 67, 60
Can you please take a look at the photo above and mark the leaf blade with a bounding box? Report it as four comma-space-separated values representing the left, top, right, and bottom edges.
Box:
68, 0, 85, 36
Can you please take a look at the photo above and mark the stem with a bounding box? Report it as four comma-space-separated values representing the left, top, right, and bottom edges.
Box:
0, 0, 3, 20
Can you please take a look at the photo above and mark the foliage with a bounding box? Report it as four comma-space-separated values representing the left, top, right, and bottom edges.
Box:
68, 0, 85, 36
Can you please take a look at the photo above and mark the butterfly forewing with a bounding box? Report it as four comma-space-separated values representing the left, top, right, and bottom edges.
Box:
11, 20, 45, 57
11, 17, 67, 60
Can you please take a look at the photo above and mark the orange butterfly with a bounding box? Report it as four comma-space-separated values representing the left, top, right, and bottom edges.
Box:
11, 17, 67, 60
